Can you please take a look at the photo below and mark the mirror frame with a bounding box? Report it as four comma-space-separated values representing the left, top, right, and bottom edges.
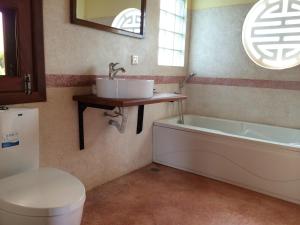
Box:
70, 0, 146, 39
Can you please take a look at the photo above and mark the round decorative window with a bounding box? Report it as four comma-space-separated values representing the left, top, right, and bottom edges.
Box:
242, 0, 300, 70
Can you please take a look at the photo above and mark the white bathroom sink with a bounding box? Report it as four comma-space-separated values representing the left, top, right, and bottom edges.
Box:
96, 78, 154, 99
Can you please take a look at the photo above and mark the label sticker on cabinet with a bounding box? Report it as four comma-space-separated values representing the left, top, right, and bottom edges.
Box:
2, 132, 20, 149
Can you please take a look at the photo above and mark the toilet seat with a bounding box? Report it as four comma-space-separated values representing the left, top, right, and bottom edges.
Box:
0, 168, 86, 217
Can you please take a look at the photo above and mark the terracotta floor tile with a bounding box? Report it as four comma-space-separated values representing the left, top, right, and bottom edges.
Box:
82, 164, 300, 225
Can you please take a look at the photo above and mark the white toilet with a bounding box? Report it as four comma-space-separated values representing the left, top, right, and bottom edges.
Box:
0, 108, 86, 225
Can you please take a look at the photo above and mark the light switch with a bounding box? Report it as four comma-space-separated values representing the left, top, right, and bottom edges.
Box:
131, 55, 139, 65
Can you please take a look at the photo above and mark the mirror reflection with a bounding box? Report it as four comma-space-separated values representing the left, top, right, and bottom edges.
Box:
0, 9, 18, 77
76, 0, 143, 34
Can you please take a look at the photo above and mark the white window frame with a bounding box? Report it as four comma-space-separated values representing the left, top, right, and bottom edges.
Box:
158, 0, 187, 67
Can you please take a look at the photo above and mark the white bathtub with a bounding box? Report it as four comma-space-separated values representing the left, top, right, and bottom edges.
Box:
153, 115, 300, 204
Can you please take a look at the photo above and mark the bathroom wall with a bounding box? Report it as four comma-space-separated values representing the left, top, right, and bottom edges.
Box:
76, 0, 85, 18
192, 0, 256, 10
84, 0, 141, 19
187, 0, 300, 128
45, 0, 189, 76
17, 0, 190, 191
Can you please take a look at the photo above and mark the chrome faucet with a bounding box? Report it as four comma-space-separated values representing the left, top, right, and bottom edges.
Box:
109, 63, 126, 80
178, 73, 197, 93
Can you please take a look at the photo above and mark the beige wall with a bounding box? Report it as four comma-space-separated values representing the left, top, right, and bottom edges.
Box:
189, 3, 300, 80
24, 85, 179, 190
76, 0, 85, 18
84, 0, 141, 19
192, 0, 256, 10
187, 3, 300, 128
16, 0, 300, 192
44, 0, 189, 76
186, 85, 300, 128
14, 0, 190, 190
22, 0, 300, 192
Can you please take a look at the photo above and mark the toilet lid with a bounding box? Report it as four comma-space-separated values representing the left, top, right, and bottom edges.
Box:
0, 168, 86, 217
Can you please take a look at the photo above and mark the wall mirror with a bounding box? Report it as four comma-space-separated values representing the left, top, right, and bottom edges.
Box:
70, 0, 146, 38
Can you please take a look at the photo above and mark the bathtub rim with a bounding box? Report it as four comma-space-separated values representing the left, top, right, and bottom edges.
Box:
154, 114, 300, 153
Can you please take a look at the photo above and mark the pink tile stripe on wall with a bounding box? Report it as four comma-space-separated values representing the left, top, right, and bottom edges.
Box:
188, 77, 300, 91
46, 75, 185, 87
46, 74, 300, 91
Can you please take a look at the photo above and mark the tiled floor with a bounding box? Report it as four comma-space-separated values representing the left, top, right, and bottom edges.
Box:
82, 164, 300, 225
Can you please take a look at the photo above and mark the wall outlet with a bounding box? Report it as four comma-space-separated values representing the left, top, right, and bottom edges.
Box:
131, 55, 139, 65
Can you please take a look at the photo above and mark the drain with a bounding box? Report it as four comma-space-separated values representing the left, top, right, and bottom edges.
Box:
150, 167, 160, 172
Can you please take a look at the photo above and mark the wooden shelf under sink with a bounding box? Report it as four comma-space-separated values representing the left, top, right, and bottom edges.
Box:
72, 93, 187, 150
72, 93, 187, 107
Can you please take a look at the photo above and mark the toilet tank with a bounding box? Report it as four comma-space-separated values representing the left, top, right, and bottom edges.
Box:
0, 108, 39, 179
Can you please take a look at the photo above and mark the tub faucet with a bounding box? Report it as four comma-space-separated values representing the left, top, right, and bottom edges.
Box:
178, 73, 197, 93
109, 63, 126, 80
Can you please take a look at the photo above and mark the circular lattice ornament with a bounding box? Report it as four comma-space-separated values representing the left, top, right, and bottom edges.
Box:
112, 8, 141, 33
242, 0, 300, 70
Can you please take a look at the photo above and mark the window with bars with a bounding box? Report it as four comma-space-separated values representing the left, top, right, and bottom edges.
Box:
158, 0, 187, 67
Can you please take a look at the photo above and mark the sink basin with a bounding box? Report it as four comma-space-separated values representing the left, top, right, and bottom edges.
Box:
96, 78, 154, 99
